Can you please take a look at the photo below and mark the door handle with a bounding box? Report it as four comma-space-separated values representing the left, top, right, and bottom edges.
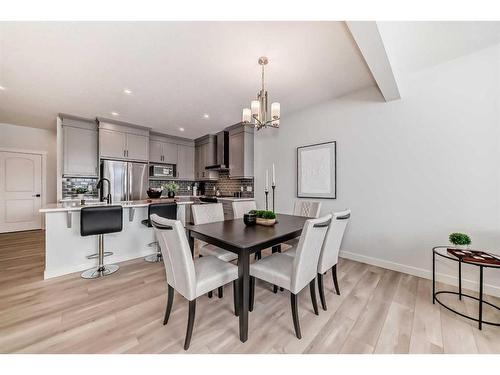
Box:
33, 194, 41, 197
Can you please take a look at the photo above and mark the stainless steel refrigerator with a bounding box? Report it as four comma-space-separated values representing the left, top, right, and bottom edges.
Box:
101, 160, 148, 202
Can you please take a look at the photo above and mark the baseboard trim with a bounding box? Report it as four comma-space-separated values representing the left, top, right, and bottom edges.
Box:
339, 250, 500, 298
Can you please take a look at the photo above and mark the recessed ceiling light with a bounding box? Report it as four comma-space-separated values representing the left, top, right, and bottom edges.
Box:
111, 111, 119, 116
0, 85, 5, 91
123, 89, 132, 95
203, 113, 210, 119
179, 127, 185, 132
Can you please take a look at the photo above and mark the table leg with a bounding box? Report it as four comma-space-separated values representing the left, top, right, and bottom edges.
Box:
432, 250, 436, 304
478, 266, 483, 330
238, 251, 250, 342
458, 259, 462, 300
188, 230, 194, 258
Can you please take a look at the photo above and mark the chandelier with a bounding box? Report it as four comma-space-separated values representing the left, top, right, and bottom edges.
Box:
241, 56, 280, 130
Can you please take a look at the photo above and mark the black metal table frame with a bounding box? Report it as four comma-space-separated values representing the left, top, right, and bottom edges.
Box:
187, 225, 303, 343
432, 246, 500, 330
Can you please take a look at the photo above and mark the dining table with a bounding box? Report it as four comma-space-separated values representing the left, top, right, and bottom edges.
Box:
185, 213, 308, 343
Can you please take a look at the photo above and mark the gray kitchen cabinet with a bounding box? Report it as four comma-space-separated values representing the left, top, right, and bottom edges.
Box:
126, 133, 149, 161
149, 140, 164, 163
228, 124, 254, 178
163, 142, 178, 164
177, 144, 195, 180
194, 135, 218, 180
100, 128, 127, 159
98, 120, 150, 162
62, 121, 98, 177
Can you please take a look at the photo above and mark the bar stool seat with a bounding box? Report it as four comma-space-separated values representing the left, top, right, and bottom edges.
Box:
80, 205, 123, 279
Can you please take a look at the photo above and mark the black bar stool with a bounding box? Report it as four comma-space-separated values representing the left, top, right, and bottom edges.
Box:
80, 205, 123, 279
142, 202, 177, 263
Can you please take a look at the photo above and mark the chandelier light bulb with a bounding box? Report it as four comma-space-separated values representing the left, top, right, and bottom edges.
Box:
242, 108, 251, 123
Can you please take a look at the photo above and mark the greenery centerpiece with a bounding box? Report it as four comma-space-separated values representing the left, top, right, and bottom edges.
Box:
449, 232, 471, 249
249, 210, 277, 226
164, 182, 180, 198
74, 186, 87, 198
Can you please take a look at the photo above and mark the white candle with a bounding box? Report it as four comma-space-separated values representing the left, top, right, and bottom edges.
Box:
265, 169, 269, 191
272, 164, 276, 186
242, 108, 251, 123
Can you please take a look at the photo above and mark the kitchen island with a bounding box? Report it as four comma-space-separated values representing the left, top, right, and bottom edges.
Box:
39, 199, 193, 279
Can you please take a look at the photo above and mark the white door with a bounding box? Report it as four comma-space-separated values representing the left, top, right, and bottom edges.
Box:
0, 151, 42, 233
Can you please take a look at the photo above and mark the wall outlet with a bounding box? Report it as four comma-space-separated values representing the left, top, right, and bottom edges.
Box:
246, 186, 252, 192
187, 186, 191, 191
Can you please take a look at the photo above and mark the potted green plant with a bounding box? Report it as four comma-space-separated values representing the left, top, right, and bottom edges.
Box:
449, 232, 471, 250
164, 182, 179, 198
74, 186, 87, 200
250, 210, 277, 226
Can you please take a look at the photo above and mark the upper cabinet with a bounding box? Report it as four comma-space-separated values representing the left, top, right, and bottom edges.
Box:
228, 124, 254, 178
177, 144, 195, 180
150, 133, 195, 180
194, 135, 218, 180
61, 116, 99, 177
98, 119, 149, 162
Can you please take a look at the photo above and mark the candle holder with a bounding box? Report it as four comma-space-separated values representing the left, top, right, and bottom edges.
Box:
265, 190, 269, 210
272, 185, 276, 213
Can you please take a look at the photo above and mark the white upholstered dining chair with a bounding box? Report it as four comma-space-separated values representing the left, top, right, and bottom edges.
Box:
232, 200, 257, 219
191, 203, 238, 298
151, 214, 239, 350
249, 214, 332, 339
284, 209, 351, 311
282, 200, 322, 250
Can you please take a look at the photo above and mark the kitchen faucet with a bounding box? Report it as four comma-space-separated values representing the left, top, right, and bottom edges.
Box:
96, 178, 112, 204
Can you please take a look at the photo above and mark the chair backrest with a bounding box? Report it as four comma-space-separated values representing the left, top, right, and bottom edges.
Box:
150, 214, 197, 301
191, 203, 224, 225
290, 214, 332, 294
293, 200, 321, 218
317, 209, 351, 274
232, 200, 257, 219
149, 202, 177, 221
80, 205, 123, 236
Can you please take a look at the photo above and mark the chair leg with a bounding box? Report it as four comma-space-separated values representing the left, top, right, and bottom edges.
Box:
332, 264, 340, 295
309, 279, 319, 315
184, 299, 197, 350
273, 285, 278, 293
249, 276, 255, 312
208, 291, 213, 298
163, 285, 174, 325
290, 293, 302, 339
317, 273, 327, 311
254, 251, 262, 260
218, 286, 223, 298
233, 280, 239, 316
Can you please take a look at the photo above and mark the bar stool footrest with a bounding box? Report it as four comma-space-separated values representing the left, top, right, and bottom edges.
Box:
86, 251, 113, 259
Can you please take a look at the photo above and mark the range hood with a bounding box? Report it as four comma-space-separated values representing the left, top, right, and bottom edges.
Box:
206, 131, 229, 170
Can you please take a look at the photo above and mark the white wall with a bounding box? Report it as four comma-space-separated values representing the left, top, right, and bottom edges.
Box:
254, 44, 500, 295
0, 123, 57, 204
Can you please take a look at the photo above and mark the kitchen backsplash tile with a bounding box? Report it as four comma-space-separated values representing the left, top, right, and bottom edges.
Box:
149, 170, 254, 197
62, 177, 99, 198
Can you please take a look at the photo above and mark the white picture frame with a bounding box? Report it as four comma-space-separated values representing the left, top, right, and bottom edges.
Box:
297, 141, 336, 199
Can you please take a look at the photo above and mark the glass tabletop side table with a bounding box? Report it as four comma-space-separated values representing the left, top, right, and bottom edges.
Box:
432, 246, 500, 330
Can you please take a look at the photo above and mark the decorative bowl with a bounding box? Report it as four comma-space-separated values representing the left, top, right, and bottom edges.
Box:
243, 213, 256, 226
147, 188, 163, 199
256, 218, 276, 226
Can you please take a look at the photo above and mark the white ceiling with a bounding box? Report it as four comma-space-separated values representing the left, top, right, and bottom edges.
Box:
0, 21, 375, 138
378, 21, 500, 75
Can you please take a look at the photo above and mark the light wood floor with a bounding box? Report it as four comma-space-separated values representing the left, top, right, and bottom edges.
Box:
0, 230, 498, 354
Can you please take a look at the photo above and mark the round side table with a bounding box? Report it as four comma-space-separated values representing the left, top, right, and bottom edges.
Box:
432, 246, 500, 330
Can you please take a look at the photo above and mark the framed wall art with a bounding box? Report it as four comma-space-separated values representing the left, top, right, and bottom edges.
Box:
297, 141, 336, 199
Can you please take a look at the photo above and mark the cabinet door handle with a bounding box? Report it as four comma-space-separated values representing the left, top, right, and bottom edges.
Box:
124, 150, 126, 157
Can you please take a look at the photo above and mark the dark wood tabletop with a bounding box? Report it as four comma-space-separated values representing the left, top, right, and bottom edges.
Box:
186, 213, 309, 343
186, 213, 308, 253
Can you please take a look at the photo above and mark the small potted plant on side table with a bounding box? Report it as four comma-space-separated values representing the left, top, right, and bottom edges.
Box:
164, 182, 179, 198
449, 232, 471, 250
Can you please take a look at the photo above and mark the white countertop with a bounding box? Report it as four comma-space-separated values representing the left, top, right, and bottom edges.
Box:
40, 199, 193, 213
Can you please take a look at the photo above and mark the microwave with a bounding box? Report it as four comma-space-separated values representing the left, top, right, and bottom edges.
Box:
150, 164, 176, 178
